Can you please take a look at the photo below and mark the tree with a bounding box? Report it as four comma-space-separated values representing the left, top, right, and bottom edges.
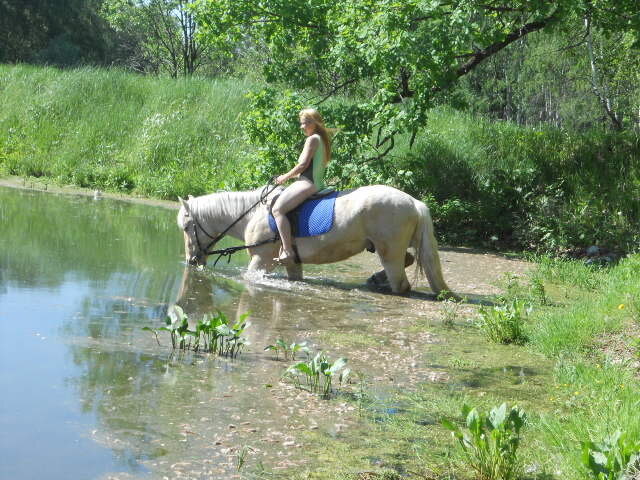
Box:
0, 0, 117, 66
193, 0, 640, 183
102, 0, 205, 76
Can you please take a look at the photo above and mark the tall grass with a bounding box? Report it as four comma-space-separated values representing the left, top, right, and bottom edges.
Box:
391, 108, 640, 253
0, 64, 257, 198
513, 254, 640, 479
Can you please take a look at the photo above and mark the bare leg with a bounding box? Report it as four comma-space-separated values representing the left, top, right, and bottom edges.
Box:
272, 180, 317, 263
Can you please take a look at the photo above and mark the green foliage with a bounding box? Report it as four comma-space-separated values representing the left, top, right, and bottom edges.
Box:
582, 430, 640, 480
442, 403, 527, 480
456, 25, 640, 132
477, 300, 530, 345
145, 306, 251, 358
402, 109, 640, 253
283, 352, 349, 399
194, 0, 640, 185
0, 0, 116, 66
264, 338, 310, 361
100, 0, 225, 77
242, 87, 379, 187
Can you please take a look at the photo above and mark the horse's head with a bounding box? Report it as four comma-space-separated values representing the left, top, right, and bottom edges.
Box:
177, 196, 214, 267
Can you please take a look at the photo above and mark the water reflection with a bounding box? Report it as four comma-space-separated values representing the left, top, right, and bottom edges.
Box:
172, 266, 311, 351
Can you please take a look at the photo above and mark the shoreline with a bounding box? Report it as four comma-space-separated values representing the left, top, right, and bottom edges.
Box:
0, 175, 179, 210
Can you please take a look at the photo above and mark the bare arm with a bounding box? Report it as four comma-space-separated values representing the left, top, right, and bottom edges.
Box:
276, 135, 319, 184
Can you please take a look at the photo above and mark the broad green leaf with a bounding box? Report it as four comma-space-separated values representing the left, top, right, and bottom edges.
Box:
441, 418, 461, 434
328, 357, 348, 375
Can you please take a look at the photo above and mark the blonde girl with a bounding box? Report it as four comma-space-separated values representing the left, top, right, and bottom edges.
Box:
272, 108, 332, 264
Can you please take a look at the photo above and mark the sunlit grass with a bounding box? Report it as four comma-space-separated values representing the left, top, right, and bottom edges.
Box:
0, 64, 258, 198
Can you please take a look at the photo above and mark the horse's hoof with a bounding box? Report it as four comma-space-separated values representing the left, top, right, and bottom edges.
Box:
367, 271, 391, 291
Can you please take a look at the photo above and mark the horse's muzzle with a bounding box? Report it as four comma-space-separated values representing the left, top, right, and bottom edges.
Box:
189, 255, 207, 267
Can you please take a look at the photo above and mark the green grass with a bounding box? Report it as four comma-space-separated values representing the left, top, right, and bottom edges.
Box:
528, 256, 635, 357
521, 255, 640, 479
0, 64, 257, 198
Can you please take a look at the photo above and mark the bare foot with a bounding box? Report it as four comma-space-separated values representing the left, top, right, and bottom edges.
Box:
273, 250, 296, 265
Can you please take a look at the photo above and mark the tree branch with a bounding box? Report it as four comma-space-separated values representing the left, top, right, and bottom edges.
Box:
455, 16, 555, 78
313, 78, 358, 104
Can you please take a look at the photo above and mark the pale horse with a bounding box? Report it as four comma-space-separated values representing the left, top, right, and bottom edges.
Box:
177, 185, 454, 296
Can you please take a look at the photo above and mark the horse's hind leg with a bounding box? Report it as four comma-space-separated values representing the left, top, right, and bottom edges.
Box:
367, 251, 414, 288
375, 245, 411, 294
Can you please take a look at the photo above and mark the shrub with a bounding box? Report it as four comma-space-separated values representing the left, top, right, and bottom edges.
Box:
442, 403, 527, 480
477, 299, 530, 345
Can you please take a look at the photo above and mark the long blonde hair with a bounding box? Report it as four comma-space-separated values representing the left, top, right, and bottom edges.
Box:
299, 108, 332, 165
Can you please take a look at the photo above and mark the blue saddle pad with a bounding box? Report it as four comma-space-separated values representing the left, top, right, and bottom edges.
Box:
268, 191, 338, 238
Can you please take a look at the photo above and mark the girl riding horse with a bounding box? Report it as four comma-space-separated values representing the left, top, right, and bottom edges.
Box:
271, 108, 332, 265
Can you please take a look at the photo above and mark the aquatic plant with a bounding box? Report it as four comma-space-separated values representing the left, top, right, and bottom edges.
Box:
283, 352, 349, 398
236, 446, 251, 472
141, 326, 161, 346
143, 306, 250, 358
152, 305, 191, 349
264, 339, 310, 360
353, 371, 372, 415
581, 430, 640, 480
442, 403, 526, 480
477, 299, 530, 345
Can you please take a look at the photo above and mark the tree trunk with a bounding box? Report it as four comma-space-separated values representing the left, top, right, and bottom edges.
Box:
585, 16, 623, 130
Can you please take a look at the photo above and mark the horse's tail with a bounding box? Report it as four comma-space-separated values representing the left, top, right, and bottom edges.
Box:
411, 199, 454, 298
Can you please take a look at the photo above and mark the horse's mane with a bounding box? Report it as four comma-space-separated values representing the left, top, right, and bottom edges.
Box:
190, 186, 277, 223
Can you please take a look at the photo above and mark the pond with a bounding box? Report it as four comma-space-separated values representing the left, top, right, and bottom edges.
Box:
0, 185, 551, 479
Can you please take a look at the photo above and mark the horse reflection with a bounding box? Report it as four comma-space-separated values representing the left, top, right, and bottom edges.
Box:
171, 267, 287, 349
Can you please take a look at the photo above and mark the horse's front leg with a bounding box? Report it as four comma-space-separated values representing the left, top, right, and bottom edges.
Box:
247, 245, 277, 274
285, 263, 303, 281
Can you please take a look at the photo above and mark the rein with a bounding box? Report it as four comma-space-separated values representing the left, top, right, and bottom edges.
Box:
191, 180, 280, 266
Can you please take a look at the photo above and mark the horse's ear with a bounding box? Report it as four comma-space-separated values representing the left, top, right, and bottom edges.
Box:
178, 196, 191, 215
188, 194, 194, 201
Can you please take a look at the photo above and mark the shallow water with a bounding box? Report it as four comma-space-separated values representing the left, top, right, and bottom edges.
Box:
0, 186, 549, 479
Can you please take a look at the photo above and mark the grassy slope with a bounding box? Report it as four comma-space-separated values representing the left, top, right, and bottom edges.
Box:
0, 64, 256, 198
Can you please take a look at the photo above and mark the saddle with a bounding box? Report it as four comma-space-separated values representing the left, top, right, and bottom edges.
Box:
268, 188, 338, 239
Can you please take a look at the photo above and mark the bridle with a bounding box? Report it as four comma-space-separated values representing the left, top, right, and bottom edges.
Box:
186, 180, 280, 266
